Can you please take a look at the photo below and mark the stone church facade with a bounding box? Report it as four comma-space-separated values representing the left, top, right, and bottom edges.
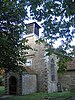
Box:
5, 22, 58, 95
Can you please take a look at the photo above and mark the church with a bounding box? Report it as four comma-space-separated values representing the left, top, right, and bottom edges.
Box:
5, 22, 59, 95
5, 22, 75, 95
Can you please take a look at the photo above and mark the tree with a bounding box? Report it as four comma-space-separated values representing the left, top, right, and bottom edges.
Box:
29, 0, 75, 72
0, 0, 75, 73
0, 0, 30, 72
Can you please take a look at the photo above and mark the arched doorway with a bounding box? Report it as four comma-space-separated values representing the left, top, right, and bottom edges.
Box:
9, 76, 17, 95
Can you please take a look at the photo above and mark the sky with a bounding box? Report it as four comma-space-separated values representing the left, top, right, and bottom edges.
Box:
25, 19, 75, 48
24, 6, 75, 48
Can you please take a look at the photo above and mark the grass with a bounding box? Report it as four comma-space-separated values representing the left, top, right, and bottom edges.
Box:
0, 86, 75, 100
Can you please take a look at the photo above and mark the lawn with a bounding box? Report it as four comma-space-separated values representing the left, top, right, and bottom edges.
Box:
0, 86, 75, 100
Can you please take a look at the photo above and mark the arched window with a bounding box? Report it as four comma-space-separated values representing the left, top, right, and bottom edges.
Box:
51, 59, 55, 81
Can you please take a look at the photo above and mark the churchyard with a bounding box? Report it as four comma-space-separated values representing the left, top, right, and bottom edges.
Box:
0, 86, 75, 100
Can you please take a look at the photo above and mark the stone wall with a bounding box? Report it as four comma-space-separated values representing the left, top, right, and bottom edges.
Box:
58, 71, 75, 91
25, 35, 58, 93
22, 74, 37, 95
32, 42, 49, 92
31, 44, 58, 92
26, 35, 47, 92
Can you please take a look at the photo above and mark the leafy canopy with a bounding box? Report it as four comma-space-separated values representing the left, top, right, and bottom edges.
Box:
0, 0, 30, 72
29, 0, 75, 72
0, 0, 75, 72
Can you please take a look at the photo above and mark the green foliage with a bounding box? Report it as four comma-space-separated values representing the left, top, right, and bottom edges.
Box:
70, 86, 75, 93
0, 86, 5, 95
0, 76, 4, 86
0, 0, 30, 72
29, 0, 75, 72
57, 56, 71, 73
29, 0, 75, 49
0, 0, 75, 72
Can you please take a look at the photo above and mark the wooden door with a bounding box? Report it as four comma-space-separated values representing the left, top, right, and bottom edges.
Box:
9, 76, 17, 95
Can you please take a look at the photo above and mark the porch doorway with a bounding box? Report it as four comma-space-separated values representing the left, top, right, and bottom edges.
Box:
9, 76, 17, 95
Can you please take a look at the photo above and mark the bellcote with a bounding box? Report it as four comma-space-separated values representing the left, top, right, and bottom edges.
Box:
26, 22, 41, 37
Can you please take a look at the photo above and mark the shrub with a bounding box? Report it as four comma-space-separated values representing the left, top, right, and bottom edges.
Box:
0, 76, 4, 86
70, 85, 75, 93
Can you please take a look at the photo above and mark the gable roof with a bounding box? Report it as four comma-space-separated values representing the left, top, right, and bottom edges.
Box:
24, 67, 36, 74
18, 63, 36, 74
